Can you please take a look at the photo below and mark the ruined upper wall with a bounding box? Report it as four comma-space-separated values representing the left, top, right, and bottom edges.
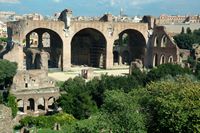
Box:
3, 43, 24, 70
12, 70, 55, 91
7, 20, 65, 44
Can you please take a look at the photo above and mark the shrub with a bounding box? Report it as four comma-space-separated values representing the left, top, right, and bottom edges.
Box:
7, 94, 17, 118
20, 113, 75, 129
146, 63, 191, 83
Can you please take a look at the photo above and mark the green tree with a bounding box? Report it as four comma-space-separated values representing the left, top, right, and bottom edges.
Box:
174, 33, 195, 49
195, 62, 200, 79
0, 59, 17, 89
7, 94, 18, 118
143, 75, 200, 133
146, 63, 191, 83
100, 90, 146, 133
88, 74, 145, 108
181, 27, 185, 34
58, 77, 97, 119
66, 90, 147, 133
186, 27, 192, 34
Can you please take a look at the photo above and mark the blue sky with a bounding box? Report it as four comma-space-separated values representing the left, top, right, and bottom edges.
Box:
0, 0, 199, 17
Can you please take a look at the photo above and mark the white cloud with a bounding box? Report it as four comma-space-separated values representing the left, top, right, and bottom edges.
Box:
52, 0, 61, 3
0, 0, 19, 3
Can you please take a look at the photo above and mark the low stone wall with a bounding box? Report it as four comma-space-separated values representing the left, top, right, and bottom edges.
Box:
0, 104, 13, 133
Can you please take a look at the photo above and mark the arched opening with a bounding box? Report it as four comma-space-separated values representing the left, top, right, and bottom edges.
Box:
71, 28, 107, 68
25, 28, 63, 70
48, 97, 56, 110
17, 99, 23, 112
168, 56, 173, 63
122, 33, 129, 47
37, 98, 45, 111
160, 55, 166, 64
154, 36, 158, 47
153, 54, 158, 67
122, 50, 130, 65
117, 29, 146, 65
42, 32, 50, 48
27, 32, 38, 48
161, 35, 167, 47
27, 98, 35, 111
113, 51, 119, 64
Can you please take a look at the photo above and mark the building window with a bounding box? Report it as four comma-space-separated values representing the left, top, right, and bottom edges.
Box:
154, 36, 158, 47
161, 35, 167, 47
168, 56, 173, 63
25, 83, 28, 88
160, 55, 165, 64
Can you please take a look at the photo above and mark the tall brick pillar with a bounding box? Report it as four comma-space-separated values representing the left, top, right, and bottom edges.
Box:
105, 38, 114, 69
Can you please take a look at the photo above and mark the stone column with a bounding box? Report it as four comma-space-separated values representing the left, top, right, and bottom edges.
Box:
40, 51, 49, 70
118, 34, 123, 66
34, 98, 38, 113
38, 32, 43, 48
62, 36, 71, 71
119, 55, 122, 65
105, 37, 114, 69
23, 100, 27, 113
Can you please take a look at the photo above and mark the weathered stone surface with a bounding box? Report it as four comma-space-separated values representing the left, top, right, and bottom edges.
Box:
0, 104, 12, 133
3, 43, 24, 70
129, 59, 143, 74
81, 68, 94, 80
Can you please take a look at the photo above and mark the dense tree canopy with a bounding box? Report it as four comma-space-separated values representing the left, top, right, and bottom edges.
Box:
100, 90, 146, 133
146, 63, 191, 82
58, 77, 97, 119
0, 59, 17, 88
62, 90, 147, 133
143, 75, 200, 133
174, 28, 200, 50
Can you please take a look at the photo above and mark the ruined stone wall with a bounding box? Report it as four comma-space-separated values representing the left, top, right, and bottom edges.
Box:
7, 17, 149, 70
12, 70, 55, 91
149, 26, 180, 67
0, 104, 12, 133
3, 43, 24, 70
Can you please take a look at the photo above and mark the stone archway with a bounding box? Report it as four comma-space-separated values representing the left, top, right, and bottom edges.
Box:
168, 56, 173, 63
116, 29, 146, 65
37, 97, 45, 111
71, 28, 107, 68
153, 54, 158, 67
48, 97, 56, 110
154, 36, 158, 47
161, 35, 167, 47
25, 28, 63, 70
17, 99, 24, 113
27, 98, 35, 111
160, 55, 166, 64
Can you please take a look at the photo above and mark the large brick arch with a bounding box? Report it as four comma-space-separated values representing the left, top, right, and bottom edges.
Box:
70, 27, 107, 68
7, 20, 149, 70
